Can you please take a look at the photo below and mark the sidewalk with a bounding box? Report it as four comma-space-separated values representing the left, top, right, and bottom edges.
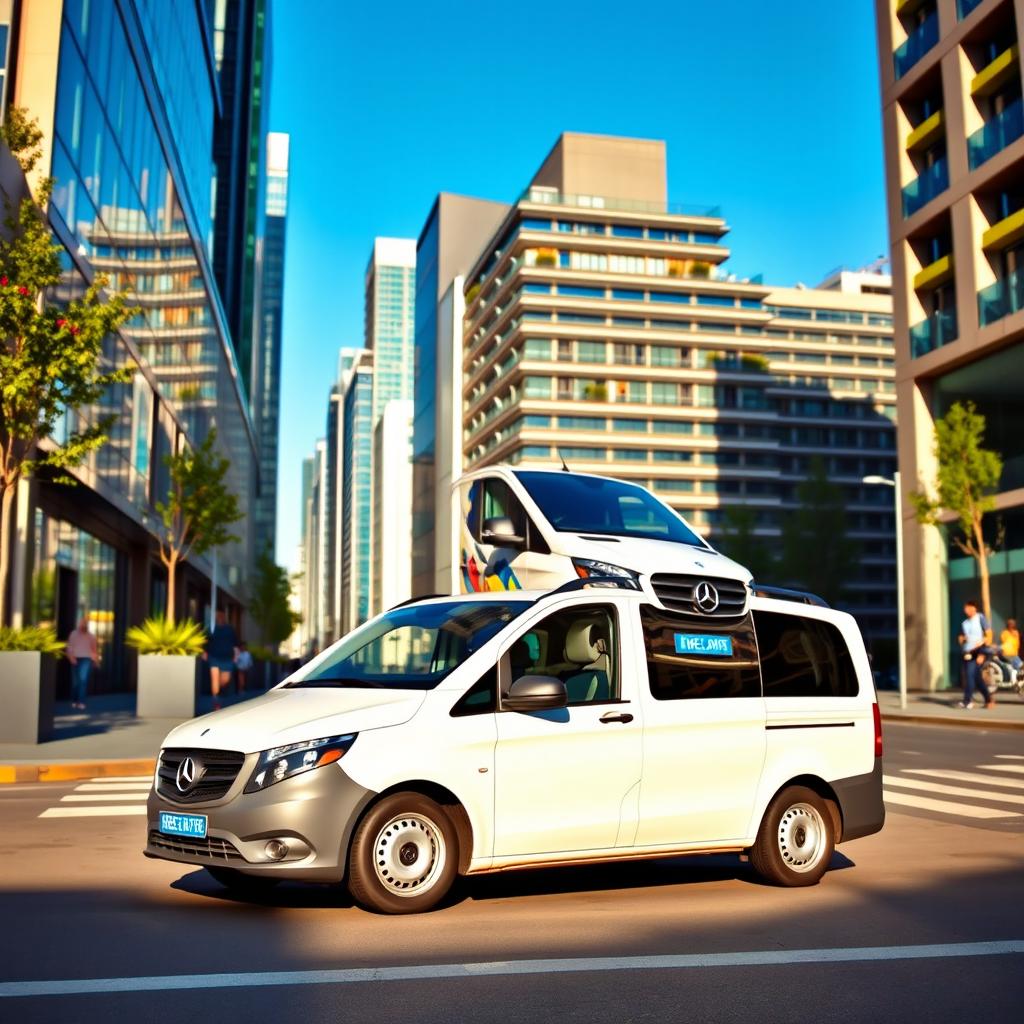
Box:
0, 690, 265, 782
878, 688, 1024, 731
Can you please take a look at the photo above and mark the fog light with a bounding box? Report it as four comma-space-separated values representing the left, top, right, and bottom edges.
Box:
265, 839, 288, 861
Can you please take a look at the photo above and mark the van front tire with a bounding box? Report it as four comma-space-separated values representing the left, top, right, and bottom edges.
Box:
750, 786, 835, 887
348, 792, 459, 914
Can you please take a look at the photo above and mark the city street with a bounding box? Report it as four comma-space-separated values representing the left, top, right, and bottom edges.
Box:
1, 722, 1021, 1023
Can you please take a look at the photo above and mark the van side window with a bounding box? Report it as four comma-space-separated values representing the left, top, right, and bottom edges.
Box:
480, 479, 550, 555
451, 667, 497, 717
641, 607, 760, 700
754, 611, 859, 698
507, 605, 618, 705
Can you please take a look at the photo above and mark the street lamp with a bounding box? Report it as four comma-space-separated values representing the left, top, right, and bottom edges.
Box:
863, 472, 906, 710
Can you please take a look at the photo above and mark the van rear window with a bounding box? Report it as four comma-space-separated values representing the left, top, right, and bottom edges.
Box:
753, 611, 858, 698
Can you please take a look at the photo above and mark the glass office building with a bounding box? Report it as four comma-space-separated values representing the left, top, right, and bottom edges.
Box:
341, 353, 374, 633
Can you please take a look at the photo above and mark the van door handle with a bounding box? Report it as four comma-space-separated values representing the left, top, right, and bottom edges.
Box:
599, 711, 633, 724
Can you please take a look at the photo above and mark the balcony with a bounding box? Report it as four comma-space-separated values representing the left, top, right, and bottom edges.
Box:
906, 109, 945, 152
909, 307, 958, 357
902, 156, 949, 217
967, 97, 1024, 170
982, 207, 1024, 251
970, 45, 1020, 98
894, 11, 939, 79
978, 267, 1024, 326
957, 0, 985, 19
912, 253, 954, 290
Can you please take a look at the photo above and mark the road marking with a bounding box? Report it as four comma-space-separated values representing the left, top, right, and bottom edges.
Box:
883, 791, 1019, 819
904, 769, 1024, 791
882, 775, 1024, 806
60, 794, 150, 802
89, 776, 152, 782
0, 941, 1020, 998
39, 806, 147, 818
75, 782, 151, 792
993, 755, 1024, 760
979, 764, 1024, 774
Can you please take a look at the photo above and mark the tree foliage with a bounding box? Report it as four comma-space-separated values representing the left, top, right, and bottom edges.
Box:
125, 618, 206, 657
247, 546, 301, 649
717, 505, 776, 581
910, 400, 1003, 620
0, 107, 44, 173
154, 429, 242, 623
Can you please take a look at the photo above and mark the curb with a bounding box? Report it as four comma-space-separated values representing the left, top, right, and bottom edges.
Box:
881, 713, 1024, 732
0, 758, 155, 784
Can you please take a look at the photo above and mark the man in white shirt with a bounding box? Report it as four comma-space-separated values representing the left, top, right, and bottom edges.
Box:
958, 599, 994, 710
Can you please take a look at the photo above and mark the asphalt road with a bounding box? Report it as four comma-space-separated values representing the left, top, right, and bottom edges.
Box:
1, 722, 1022, 1023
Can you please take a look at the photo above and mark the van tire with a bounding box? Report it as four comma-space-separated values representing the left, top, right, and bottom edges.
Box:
750, 786, 835, 887
348, 792, 459, 914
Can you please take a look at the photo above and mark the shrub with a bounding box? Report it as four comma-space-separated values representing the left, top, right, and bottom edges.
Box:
126, 618, 206, 657
0, 625, 64, 655
690, 261, 712, 278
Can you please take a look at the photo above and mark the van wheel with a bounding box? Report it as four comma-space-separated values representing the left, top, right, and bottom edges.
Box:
348, 792, 458, 914
206, 866, 280, 894
750, 786, 834, 887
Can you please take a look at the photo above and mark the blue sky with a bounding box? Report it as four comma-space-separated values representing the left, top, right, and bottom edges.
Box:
268, 0, 888, 569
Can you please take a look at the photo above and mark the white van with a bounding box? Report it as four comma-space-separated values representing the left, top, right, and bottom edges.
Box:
146, 579, 884, 914
454, 466, 751, 596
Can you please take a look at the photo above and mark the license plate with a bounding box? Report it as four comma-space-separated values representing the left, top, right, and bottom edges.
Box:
159, 811, 208, 839
675, 633, 734, 656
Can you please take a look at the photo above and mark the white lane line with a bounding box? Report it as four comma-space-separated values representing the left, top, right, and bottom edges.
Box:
904, 769, 1024, 791
60, 794, 151, 802
89, 776, 151, 782
979, 764, 1024, 774
883, 775, 1024, 806
39, 806, 146, 818
74, 783, 151, 792
883, 791, 1020, 819
993, 755, 1024, 760
1, 941, 1020, 999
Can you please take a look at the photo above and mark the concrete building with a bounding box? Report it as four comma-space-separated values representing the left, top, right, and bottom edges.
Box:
372, 400, 414, 615
875, 0, 1024, 689
366, 238, 416, 419
340, 352, 374, 633
455, 133, 898, 648
3, 0, 262, 690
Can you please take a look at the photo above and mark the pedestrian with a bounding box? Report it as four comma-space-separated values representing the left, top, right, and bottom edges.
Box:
66, 615, 98, 710
957, 598, 995, 710
235, 642, 253, 693
203, 609, 238, 710
1001, 618, 1022, 671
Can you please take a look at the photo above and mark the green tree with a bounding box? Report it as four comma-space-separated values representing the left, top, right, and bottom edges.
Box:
247, 547, 301, 650
154, 428, 243, 623
0, 110, 134, 625
910, 400, 1002, 622
717, 505, 775, 581
780, 456, 860, 606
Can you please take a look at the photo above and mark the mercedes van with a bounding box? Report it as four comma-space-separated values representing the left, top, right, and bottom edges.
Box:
454, 466, 751, 597
145, 579, 884, 914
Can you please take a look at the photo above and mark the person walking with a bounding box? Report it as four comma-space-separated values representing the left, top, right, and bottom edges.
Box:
66, 616, 98, 710
204, 609, 238, 710
1000, 618, 1022, 671
234, 642, 253, 693
958, 598, 995, 710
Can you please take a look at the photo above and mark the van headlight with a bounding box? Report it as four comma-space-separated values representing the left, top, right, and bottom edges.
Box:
244, 734, 357, 793
572, 558, 638, 581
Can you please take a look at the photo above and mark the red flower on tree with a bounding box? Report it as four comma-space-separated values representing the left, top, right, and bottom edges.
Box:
0, 276, 7, 286
18, 286, 29, 296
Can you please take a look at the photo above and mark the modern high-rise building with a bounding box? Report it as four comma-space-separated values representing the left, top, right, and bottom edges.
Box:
372, 399, 414, 615
412, 194, 510, 596
251, 131, 289, 560
340, 352, 374, 633
2, 0, 262, 690
442, 134, 898, 649
366, 238, 416, 418
875, 0, 1024, 690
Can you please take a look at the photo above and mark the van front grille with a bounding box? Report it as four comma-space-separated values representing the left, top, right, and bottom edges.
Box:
148, 830, 243, 861
650, 574, 748, 617
157, 747, 245, 804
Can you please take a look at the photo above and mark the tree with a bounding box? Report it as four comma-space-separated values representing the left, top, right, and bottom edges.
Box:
779, 457, 860, 606
154, 429, 243, 623
247, 546, 301, 650
717, 505, 775, 581
0, 110, 134, 625
910, 401, 1002, 622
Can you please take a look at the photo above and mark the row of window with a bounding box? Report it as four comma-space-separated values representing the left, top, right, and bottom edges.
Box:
764, 305, 892, 328
519, 217, 725, 246
520, 279, 762, 310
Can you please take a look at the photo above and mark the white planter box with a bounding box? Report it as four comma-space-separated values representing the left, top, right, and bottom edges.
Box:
136, 654, 198, 719
0, 651, 56, 743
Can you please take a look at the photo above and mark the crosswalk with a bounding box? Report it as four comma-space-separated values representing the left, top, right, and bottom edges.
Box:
38, 776, 151, 819
884, 757, 1024, 826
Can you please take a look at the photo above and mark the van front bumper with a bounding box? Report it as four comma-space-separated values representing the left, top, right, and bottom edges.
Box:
144, 761, 375, 883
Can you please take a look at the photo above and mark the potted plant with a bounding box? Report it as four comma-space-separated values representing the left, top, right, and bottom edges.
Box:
127, 618, 206, 718
0, 626, 63, 743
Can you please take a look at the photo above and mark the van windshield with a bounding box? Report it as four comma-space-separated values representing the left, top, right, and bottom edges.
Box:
288, 600, 531, 690
514, 471, 705, 545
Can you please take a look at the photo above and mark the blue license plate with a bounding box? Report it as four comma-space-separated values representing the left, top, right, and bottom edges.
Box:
159, 811, 208, 839
675, 633, 733, 656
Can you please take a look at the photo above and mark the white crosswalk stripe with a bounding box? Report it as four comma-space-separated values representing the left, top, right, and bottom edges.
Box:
978, 764, 1024, 774
902, 768, 1024, 790
38, 776, 151, 819
885, 760, 1024, 824
881, 775, 1024, 806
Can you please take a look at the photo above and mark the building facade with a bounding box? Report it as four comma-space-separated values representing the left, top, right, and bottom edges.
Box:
371, 399, 414, 615
4, 0, 263, 690
876, 0, 1024, 689
340, 351, 373, 633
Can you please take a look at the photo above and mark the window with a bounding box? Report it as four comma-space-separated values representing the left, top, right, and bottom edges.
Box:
556, 339, 573, 362
611, 224, 643, 238
577, 340, 607, 363
613, 448, 648, 461
559, 285, 604, 298
754, 610, 859, 698
641, 608, 761, 699
613, 289, 644, 301
613, 342, 645, 365
570, 251, 608, 272
612, 418, 647, 432
652, 382, 679, 404
522, 339, 551, 360
651, 345, 685, 367
609, 254, 645, 274
505, 605, 619, 706
451, 667, 498, 716
558, 416, 606, 430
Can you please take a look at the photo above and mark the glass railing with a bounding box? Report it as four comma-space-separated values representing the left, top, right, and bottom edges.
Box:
520, 187, 721, 219
978, 267, 1024, 326
967, 97, 1024, 170
957, 0, 985, 20
902, 156, 949, 217
909, 307, 958, 357
894, 10, 939, 78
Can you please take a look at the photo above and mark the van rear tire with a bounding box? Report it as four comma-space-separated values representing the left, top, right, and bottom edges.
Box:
750, 786, 834, 887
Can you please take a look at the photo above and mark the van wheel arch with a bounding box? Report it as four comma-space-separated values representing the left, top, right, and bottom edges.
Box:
760, 775, 842, 842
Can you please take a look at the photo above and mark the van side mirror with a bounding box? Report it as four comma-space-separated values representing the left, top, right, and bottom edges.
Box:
503, 675, 568, 712
482, 516, 525, 548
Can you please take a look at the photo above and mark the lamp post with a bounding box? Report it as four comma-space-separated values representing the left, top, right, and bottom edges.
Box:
863, 472, 906, 710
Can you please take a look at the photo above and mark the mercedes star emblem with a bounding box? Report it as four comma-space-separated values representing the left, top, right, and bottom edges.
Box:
176, 756, 198, 793
694, 580, 720, 614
